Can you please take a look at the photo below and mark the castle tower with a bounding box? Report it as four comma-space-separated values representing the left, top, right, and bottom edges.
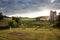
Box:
49, 10, 56, 23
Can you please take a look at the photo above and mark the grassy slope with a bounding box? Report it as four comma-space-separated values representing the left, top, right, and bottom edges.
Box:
0, 28, 60, 40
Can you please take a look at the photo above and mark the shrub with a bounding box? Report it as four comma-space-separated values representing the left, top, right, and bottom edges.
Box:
0, 12, 4, 21
53, 13, 60, 29
8, 21, 14, 28
12, 17, 22, 27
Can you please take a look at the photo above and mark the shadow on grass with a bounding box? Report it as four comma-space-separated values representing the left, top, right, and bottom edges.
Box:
0, 26, 9, 30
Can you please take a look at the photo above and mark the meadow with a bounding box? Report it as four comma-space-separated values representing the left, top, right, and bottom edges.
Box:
0, 28, 60, 40
0, 18, 60, 40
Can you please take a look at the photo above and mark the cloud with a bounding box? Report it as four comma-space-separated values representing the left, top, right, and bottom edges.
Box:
51, 0, 55, 3
0, 0, 60, 15
54, 0, 60, 3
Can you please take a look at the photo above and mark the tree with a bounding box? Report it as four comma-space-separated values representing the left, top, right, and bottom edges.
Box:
8, 21, 14, 28
12, 17, 20, 23
57, 13, 60, 21
0, 12, 3, 21
12, 17, 22, 27
53, 13, 60, 29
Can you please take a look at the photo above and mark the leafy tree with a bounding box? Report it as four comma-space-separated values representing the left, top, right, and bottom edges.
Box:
0, 12, 3, 21
12, 17, 20, 23
53, 13, 60, 29
57, 13, 60, 21
12, 16, 15, 20
12, 17, 22, 27
8, 21, 14, 28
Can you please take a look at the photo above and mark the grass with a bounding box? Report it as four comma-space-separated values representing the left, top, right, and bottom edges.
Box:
0, 18, 60, 40
0, 28, 60, 40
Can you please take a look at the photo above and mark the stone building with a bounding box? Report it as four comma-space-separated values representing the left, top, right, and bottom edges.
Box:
36, 17, 40, 21
49, 10, 56, 23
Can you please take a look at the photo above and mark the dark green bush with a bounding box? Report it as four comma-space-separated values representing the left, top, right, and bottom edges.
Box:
53, 13, 60, 29
0, 12, 4, 21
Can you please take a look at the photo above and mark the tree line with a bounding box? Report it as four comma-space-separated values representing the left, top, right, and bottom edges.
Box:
0, 12, 60, 29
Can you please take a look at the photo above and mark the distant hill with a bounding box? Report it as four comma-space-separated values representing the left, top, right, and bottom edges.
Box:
36, 16, 49, 20
3, 15, 9, 18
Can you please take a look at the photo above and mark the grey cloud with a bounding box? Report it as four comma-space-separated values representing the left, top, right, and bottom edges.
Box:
54, 0, 60, 3
0, 0, 60, 15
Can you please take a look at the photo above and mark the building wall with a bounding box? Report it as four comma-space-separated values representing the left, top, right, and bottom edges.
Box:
49, 10, 56, 22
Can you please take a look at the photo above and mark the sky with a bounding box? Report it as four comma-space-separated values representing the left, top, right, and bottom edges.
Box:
0, 0, 60, 18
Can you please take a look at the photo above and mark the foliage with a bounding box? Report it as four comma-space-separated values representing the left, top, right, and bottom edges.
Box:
0, 17, 52, 29
0, 12, 4, 21
12, 17, 22, 27
53, 13, 60, 29
12, 17, 19, 23
8, 21, 14, 28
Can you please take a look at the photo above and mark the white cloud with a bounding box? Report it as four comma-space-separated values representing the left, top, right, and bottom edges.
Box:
8, 9, 50, 18
7, 9, 60, 18
51, 0, 55, 3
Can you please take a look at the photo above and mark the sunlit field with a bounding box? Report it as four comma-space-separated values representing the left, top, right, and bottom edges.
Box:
0, 18, 60, 40
0, 28, 60, 40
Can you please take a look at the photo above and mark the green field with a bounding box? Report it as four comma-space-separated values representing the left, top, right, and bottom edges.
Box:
0, 18, 60, 40
0, 28, 60, 40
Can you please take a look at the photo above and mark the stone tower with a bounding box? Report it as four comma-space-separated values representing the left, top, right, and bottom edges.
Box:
49, 10, 56, 23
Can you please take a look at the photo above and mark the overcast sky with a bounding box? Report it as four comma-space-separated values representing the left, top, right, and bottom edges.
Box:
0, 0, 60, 17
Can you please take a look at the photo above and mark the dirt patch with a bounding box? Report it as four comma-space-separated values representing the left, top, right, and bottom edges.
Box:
9, 32, 30, 37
